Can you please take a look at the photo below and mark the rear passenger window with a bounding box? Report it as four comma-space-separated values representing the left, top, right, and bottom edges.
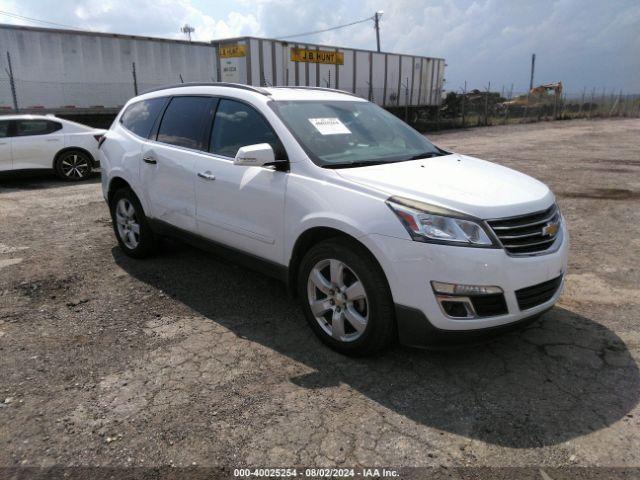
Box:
15, 120, 61, 136
48, 121, 62, 133
0, 121, 9, 138
210, 99, 285, 159
156, 96, 214, 150
120, 98, 166, 138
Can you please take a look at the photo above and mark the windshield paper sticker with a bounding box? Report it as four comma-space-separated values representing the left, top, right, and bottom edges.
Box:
308, 118, 351, 135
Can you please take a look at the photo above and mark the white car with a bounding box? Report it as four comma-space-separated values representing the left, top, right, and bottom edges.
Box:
100, 84, 568, 355
0, 114, 105, 180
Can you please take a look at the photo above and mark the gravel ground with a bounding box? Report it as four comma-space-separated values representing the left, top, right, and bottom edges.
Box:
0, 118, 638, 470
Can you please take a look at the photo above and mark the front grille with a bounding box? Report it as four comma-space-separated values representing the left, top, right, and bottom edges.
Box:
470, 293, 508, 317
515, 275, 563, 310
487, 204, 561, 255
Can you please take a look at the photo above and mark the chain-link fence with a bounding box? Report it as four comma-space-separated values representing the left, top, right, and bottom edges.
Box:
1, 55, 638, 132
386, 86, 640, 132
0, 78, 210, 112
0, 52, 215, 112
318, 84, 640, 131
0, 69, 15, 112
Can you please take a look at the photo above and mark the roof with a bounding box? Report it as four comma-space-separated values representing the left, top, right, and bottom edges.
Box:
214, 35, 446, 61
265, 87, 364, 102
0, 23, 211, 47
0, 23, 445, 61
138, 83, 365, 102
0, 113, 59, 121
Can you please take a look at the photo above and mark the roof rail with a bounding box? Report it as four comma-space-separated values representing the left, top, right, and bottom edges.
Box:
270, 86, 358, 97
142, 82, 272, 96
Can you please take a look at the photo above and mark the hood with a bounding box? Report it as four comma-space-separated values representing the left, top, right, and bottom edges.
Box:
336, 154, 554, 219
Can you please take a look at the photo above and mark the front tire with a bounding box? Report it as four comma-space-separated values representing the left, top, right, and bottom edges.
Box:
109, 188, 158, 258
298, 238, 396, 356
54, 150, 93, 181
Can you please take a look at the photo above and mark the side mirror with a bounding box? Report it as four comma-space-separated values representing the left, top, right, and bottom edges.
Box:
234, 143, 276, 167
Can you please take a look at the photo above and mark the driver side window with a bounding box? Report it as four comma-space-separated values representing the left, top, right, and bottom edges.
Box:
210, 99, 286, 159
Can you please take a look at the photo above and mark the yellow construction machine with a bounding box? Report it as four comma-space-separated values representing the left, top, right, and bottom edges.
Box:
502, 82, 563, 106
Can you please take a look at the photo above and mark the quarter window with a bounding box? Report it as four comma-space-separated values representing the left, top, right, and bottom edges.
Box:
120, 98, 167, 138
156, 96, 214, 150
210, 99, 285, 159
15, 120, 62, 136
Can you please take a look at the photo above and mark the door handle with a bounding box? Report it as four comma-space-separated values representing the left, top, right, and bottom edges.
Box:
142, 155, 157, 164
45, 138, 60, 142
197, 171, 216, 181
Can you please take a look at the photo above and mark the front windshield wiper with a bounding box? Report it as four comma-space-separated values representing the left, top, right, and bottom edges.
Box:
324, 160, 392, 169
324, 150, 450, 169
406, 151, 447, 160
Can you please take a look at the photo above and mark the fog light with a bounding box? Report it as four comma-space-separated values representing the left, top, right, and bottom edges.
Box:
435, 295, 476, 318
431, 281, 503, 296
441, 300, 472, 318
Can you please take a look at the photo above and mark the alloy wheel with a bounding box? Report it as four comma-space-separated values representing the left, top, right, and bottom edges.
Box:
307, 258, 369, 342
115, 198, 140, 249
60, 152, 90, 179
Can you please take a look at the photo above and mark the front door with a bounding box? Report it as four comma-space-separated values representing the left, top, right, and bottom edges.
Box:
194, 98, 287, 264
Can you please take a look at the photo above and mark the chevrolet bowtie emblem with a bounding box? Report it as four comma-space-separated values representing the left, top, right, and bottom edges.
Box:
542, 222, 559, 237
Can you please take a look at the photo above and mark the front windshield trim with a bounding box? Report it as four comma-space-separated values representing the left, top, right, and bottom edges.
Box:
268, 99, 445, 169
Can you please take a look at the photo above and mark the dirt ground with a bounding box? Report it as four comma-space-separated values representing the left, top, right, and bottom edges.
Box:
0, 118, 638, 471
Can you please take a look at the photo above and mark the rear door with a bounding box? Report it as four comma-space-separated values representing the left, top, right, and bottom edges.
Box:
11, 119, 63, 170
140, 95, 216, 233
0, 120, 11, 171
194, 98, 288, 264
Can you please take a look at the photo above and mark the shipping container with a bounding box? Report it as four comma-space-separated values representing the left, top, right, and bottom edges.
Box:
0, 24, 445, 112
213, 37, 445, 107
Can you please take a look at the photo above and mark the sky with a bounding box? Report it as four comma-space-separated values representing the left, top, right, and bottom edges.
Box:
0, 0, 638, 94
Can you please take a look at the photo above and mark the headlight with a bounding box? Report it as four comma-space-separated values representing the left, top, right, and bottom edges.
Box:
386, 196, 496, 247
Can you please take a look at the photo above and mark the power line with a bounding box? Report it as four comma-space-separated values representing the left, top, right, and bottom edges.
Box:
0, 10, 84, 31
276, 16, 373, 40
0, 10, 382, 49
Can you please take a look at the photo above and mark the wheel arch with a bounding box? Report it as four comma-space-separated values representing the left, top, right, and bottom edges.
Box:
53, 146, 96, 169
287, 226, 390, 300
107, 176, 134, 205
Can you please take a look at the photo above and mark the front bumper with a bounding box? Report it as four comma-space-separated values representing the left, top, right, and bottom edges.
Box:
363, 221, 569, 347
393, 304, 550, 347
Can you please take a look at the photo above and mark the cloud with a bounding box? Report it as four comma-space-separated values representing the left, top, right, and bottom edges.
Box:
0, 0, 262, 40
1, 0, 638, 92
241, 0, 640, 93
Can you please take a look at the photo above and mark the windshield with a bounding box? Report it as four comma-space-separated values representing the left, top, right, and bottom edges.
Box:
270, 100, 444, 168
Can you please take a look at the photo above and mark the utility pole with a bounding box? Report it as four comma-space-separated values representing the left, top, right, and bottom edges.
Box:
461, 80, 467, 127
132, 62, 138, 96
578, 86, 586, 115
529, 53, 536, 91
404, 77, 409, 122
484, 81, 491, 126
374, 11, 383, 52
6, 51, 18, 112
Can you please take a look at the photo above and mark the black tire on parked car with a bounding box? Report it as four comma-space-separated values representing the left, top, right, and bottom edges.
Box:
298, 237, 396, 356
54, 149, 93, 181
109, 188, 159, 258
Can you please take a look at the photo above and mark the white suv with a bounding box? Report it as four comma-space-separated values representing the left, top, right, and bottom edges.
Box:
100, 84, 568, 355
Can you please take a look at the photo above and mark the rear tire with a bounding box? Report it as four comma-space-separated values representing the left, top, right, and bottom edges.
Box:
298, 238, 396, 356
109, 188, 159, 258
54, 150, 93, 181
